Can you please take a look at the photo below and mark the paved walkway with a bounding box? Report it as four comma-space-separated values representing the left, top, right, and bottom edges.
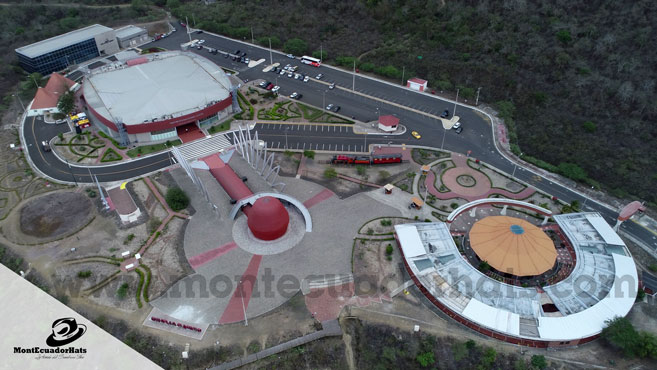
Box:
210, 319, 342, 370
424, 153, 535, 202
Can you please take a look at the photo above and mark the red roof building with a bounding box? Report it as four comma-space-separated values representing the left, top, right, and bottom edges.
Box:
28, 73, 77, 116
407, 77, 428, 92
378, 115, 399, 132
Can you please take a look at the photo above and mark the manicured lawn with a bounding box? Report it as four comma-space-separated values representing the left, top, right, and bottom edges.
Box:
126, 140, 182, 158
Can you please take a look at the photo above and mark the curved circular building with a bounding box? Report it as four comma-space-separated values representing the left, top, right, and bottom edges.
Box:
395, 199, 638, 348
82, 51, 234, 144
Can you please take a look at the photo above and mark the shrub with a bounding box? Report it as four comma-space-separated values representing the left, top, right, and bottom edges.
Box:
77, 270, 92, 278
531, 355, 547, 370
366, 228, 374, 235
323, 167, 337, 179
450, 202, 458, 209
284, 150, 294, 157
416, 351, 435, 367
380, 219, 392, 226
116, 283, 129, 300
385, 244, 393, 255
478, 260, 490, 272
649, 263, 657, 272
123, 233, 135, 245
303, 150, 315, 159
378, 170, 390, 181
165, 187, 189, 211
356, 165, 367, 176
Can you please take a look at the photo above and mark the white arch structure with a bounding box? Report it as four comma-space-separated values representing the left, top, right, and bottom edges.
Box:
229, 192, 312, 233
447, 198, 552, 224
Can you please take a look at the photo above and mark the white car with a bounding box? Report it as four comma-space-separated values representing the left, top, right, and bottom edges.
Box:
303, 76, 310, 82
272, 86, 280, 93
315, 73, 323, 80
290, 92, 301, 99
326, 103, 334, 110
286, 54, 295, 59
198, 39, 205, 44
452, 121, 462, 129
287, 72, 293, 78
279, 70, 286, 75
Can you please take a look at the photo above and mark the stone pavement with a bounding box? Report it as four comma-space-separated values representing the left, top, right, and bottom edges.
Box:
424, 153, 535, 202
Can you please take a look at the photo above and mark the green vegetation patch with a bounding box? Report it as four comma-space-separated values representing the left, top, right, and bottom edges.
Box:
100, 147, 122, 163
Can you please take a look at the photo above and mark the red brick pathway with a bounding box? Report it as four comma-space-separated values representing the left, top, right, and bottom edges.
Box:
303, 189, 335, 209
177, 124, 205, 143
218, 254, 263, 324
187, 242, 238, 270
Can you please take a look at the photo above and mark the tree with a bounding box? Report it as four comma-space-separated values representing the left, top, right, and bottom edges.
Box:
582, 121, 596, 133
416, 351, 435, 367
323, 167, 337, 179
284, 38, 307, 56
558, 162, 588, 181
312, 50, 327, 60
165, 187, 189, 211
530, 355, 547, 370
601, 317, 640, 357
57, 90, 75, 116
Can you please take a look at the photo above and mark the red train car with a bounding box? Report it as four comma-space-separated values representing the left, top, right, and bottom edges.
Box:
331, 153, 402, 165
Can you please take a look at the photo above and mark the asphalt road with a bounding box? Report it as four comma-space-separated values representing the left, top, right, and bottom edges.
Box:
19, 23, 657, 253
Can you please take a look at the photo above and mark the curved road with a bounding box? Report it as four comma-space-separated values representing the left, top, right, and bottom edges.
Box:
20, 24, 657, 253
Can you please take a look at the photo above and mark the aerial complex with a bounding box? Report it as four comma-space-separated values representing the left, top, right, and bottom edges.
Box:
4, 12, 652, 370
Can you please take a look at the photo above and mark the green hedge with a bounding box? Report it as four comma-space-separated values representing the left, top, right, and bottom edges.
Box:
135, 268, 144, 308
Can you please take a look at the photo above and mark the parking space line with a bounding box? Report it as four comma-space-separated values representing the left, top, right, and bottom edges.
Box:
322, 144, 325, 150
348, 145, 350, 151
341, 144, 344, 151
296, 142, 299, 149
303, 142, 306, 149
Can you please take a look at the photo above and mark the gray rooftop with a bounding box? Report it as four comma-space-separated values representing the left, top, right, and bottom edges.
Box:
115, 25, 147, 40
83, 51, 232, 126
16, 24, 113, 58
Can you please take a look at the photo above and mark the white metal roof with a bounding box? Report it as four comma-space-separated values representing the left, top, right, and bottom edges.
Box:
84, 52, 231, 126
462, 298, 520, 336
537, 253, 637, 340
16, 24, 113, 58
585, 213, 625, 246
115, 25, 146, 40
394, 223, 426, 258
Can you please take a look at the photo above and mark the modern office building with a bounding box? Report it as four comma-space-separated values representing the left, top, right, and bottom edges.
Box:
15, 24, 119, 75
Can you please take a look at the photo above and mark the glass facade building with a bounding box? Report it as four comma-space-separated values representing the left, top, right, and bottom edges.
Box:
17, 38, 100, 75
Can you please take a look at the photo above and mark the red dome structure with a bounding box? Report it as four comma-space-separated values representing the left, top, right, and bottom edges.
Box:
245, 197, 289, 240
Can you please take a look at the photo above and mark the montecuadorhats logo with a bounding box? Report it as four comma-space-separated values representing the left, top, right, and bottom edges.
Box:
46, 318, 87, 347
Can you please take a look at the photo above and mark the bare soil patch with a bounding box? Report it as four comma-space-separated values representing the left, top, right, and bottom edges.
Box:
19, 192, 92, 238
352, 238, 403, 296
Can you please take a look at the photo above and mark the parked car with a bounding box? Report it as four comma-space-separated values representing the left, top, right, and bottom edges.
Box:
259, 81, 269, 88
195, 30, 203, 34
329, 83, 335, 89
440, 109, 450, 118
235, 49, 240, 55
244, 58, 250, 64
272, 86, 280, 93
198, 39, 205, 44
290, 92, 302, 99
334, 105, 341, 112
41, 140, 51, 152
294, 73, 302, 80
286, 54, 295, 59
454, 126, 463, 134
287, 72, 293, 78
242, 52, 247, 57
452, 121, 462, 130
326, 103, 334, 110
315, 73, 323, 80
266, 83, 274, 90
290, 65, 298, 72
303, 76, 310, 82
197, 45, 203, 50
411, 131, 421, 139
224, 53, 229, 58
279, 70, 286, 76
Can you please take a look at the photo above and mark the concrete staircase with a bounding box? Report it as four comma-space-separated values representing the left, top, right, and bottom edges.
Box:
175, 133, 232, 161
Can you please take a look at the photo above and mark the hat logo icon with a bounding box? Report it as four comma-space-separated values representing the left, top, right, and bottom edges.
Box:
46, 318, 87, 347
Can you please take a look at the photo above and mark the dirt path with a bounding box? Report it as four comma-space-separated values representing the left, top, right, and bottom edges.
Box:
341, 329, 356, 370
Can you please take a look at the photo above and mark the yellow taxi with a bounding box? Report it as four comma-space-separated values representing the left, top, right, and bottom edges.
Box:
411, 131, 421, 139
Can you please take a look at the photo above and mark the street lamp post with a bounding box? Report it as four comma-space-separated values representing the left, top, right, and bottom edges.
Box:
239, 280, 248, 326
268, 38, 273, 65
64, 158, 78, 186
453, 88, 460, 116
475, 87, 481, 105
352, 59, 356, 91
440, 127, 447, 150
12, 94, 25, 111
401, 66, 405, 85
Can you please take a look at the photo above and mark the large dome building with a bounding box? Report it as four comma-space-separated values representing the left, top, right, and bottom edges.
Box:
82, 51, 234, 144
